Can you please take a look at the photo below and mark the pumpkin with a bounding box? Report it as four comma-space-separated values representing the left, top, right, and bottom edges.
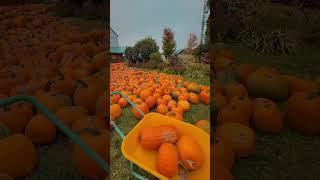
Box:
187, 83, 201, 94
140, 89, 153, 100
233, 64, 256, 84
157, 103, 169, 115
286, 91, 320, 134
224, 83, 248, 102
156, 143, 179, 178
72, 116, 106, 133
252, 98, 283, 133
212, 162, 234, 180
246, 72, 289, 101
212, 138, 235, 170
216, 123, 255, 157
55, 106, 89, 127
188, 92, 199, 104
91, 51, 106, 71
217, 104, 250, 126
212, 42, 234, 61
215, 93, 227, 111
177, 100, 190, 112
110, 94, 120, 104
132, 102, 149, 119
157, 96, 169, 105
25, 114, 56, 144
166, 111, 183, 121
73, 129, 109, 179
118, 98, 128, 108
229, 96, 252, 120
176, 135, 203, 171
36, 92, 70, 113
73, 80, 100, 114
0, 134, 37, 178
178, 94, 188, 101
138, 125, 179, 150
128, 94, 137, 102
167, 100, 177, 110
195, 120, 210, 134
0, 107, 30, 134
171, 89, 181, 100
110, 104, 122, 120
171, 106, 183, 114
145, 96, 157, 108
199, 89, 210, 105
289, 78, 318, 95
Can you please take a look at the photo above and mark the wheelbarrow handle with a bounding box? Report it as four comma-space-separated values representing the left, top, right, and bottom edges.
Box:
0, 96, 109, 173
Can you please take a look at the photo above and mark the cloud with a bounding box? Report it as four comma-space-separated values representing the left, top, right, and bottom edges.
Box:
111, 0, 205, 49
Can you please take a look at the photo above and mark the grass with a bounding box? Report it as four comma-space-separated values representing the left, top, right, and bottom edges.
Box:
110, 68, 210, 179
225, 42, 320, 179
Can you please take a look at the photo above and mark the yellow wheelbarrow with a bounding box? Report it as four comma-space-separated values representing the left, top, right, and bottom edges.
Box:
111, 91, 210, 180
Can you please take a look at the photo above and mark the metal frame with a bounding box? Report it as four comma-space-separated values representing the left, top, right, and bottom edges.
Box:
110, 91, 150, 180
0, 96, 109, 174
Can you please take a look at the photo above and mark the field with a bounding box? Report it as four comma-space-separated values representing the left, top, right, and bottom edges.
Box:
0, 3, 108, 180
231, 44, 320, 180
110, 63, 210, 179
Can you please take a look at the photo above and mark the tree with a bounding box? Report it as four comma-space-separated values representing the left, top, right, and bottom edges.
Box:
124, 46, 135, 63
186, 33, 199, 54
162, 27, 176, 58
133, 37, 159, 63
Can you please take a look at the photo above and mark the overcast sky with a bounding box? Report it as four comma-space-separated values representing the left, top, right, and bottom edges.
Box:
110, 0, 205, 51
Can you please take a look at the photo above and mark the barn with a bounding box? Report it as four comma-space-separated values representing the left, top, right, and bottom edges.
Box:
110, 27, 125, 62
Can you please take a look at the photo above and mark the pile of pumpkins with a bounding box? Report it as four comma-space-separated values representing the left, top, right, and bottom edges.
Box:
0, 4, 108, 180
212, 42, 320, 179
138, 124, 204, 178
110, 63, 210, 126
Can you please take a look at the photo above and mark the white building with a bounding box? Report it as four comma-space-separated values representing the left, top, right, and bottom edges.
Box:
110, 27, 119, 48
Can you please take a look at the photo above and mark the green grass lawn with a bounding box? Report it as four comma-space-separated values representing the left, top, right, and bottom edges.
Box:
227, 43, 320, 180
110, 68, 210, 180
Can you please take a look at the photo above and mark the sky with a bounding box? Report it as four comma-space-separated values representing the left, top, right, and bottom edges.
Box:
110, 0, 206, 51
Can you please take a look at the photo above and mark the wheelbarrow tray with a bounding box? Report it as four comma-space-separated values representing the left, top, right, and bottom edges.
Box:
121, 113, 210, 180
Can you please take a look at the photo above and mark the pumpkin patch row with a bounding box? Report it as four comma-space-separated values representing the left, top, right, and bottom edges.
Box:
138, 125, 204, 178
212, 42, 320, 179
0, 4, 108, 179
110, 63, 210, 123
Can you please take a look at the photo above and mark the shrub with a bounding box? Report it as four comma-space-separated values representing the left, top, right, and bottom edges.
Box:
149, 52, 162, 69
179, 54, 210, 79
133, 37, 159, 63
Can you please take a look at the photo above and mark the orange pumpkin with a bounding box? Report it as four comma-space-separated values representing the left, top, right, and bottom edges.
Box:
176, 135, 203, 171
110, 94, 120, 104
145, 96, 157, 108
55, 106, 89, 127
138, 125, 179, 150
166, 111, 183, 121
212, 138, 235, 170
71, 116, 106, 132
25, 114, 56, 144
216, 123, 255, 157
224, 83, 248, 102
118, 98, 128, 108
0, 134, 38, 178
171, 106, 183, 114
199, 89, 210, 105
195, 120, 210, 134
188, 92, 199, 104
157, 104, 169, 115
217, 104, 250, 126
73, 129, 109, 179
167, 100, 177, 110
128, 95, 137, 102
286, 91, 320, 134
110, 104, 122, 121
156, 143, 179, 178
229, 96, 253, 120
73, 80, 100, 114
177, 100, 190, 112
96, 91, 107, 119
157, 96, 168, 106
178, 94, 188, 101
252, 98, 283, 133
132, 102, 149, 119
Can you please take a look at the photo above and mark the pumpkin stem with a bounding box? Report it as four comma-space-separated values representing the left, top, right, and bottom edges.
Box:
178, 161, 188, 180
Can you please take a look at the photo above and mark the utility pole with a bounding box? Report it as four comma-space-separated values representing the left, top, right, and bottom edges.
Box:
199, 0, 209, 56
